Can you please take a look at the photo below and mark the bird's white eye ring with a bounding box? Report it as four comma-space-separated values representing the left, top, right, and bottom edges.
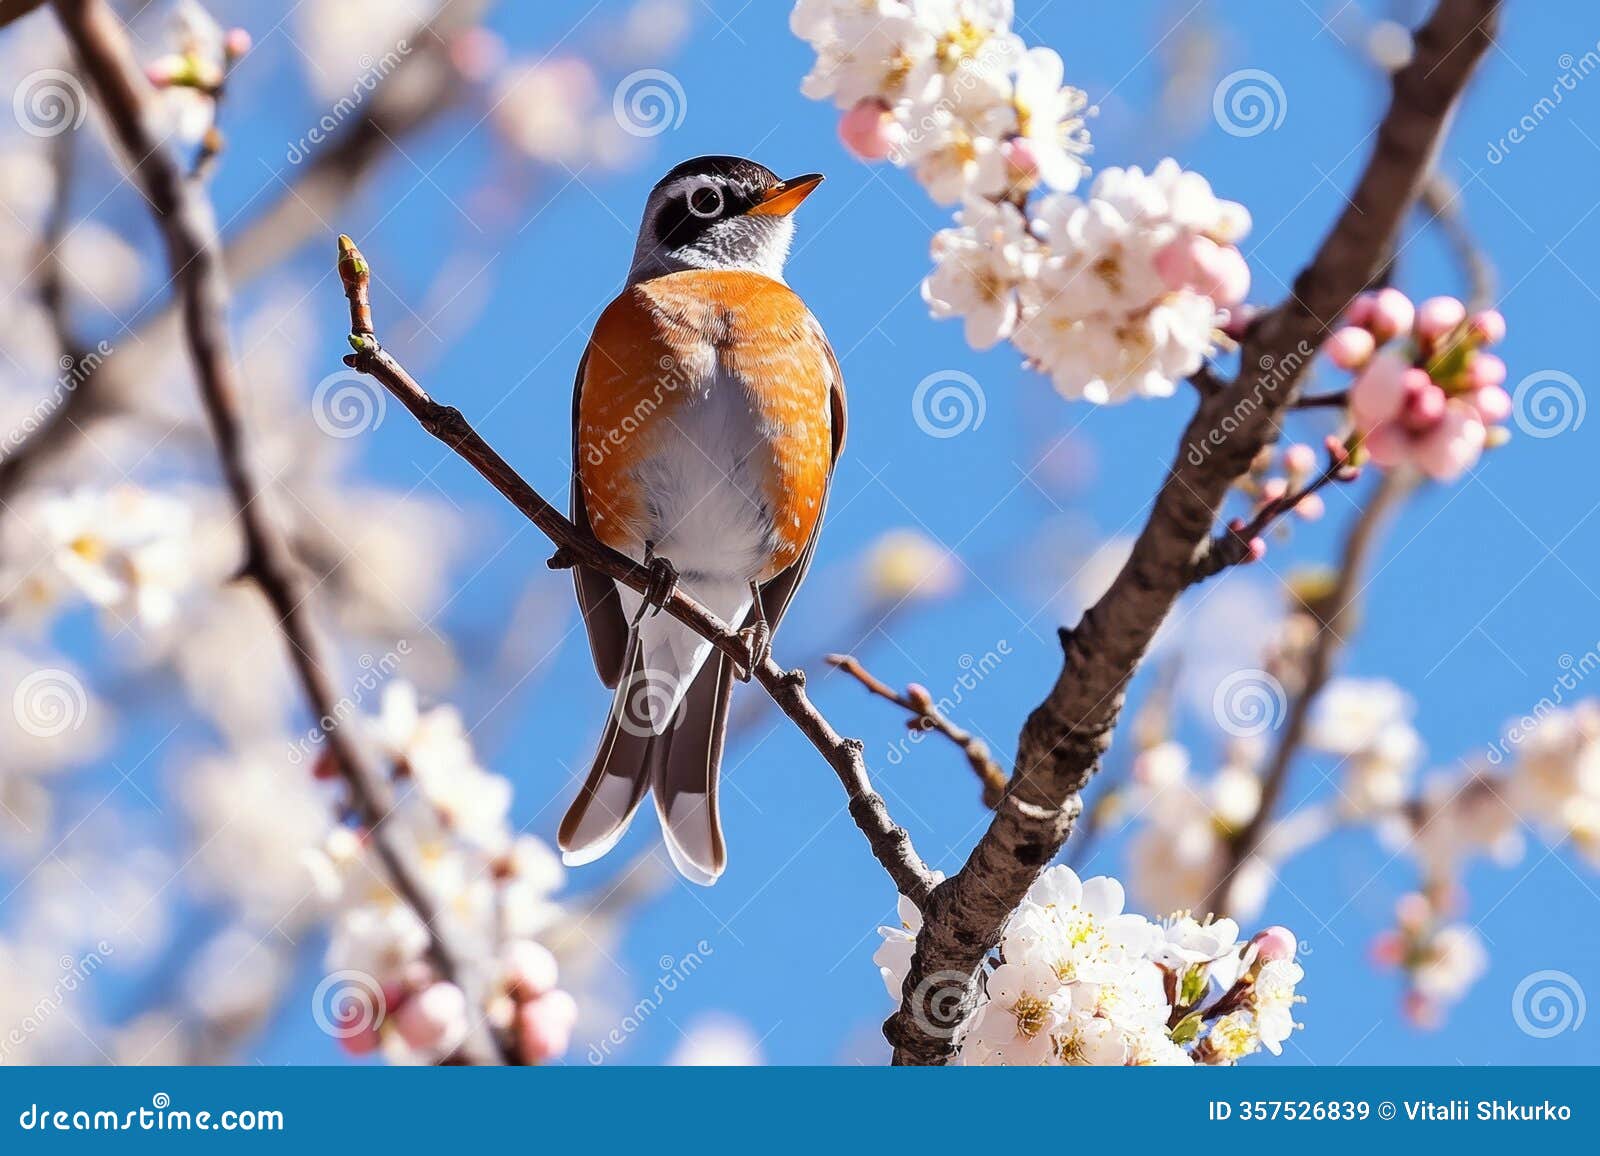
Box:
687, 181, 723, 219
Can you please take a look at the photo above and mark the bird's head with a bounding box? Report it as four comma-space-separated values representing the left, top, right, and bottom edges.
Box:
628, 155, 823, 284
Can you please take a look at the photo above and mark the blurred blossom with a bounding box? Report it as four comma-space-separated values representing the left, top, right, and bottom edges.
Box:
177, 743, 336, 926
296, 0, 432, 100
862, 528, 960, 603
58, 222, 144, 313
611, 0, 693, 63
313, 681, 567, 1064
1307, 678, 1422, 816
1126, 751, 1269, 921
668, 1014, 764, 1065
184, 928, 295, 1039
1504, 701, 1600, 866
17, 486, 200, 629
492, 58, 599, 165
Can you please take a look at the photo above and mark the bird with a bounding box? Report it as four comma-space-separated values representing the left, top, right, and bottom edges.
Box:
558, 155, 844, 886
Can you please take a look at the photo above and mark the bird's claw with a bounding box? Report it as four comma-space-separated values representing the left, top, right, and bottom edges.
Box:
734, 621, 771, 682
631, 543, 679, 626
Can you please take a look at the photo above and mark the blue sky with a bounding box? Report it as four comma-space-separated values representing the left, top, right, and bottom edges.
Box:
23, 0, 1600, 1065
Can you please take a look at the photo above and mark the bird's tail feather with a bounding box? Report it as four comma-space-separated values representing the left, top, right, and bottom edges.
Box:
651, 650, 734, 885
559, 622, 736, 884
557, 634, 658, 866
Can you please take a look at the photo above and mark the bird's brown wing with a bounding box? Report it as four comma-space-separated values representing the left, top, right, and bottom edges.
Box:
757, 315, 846, 631
570, 347, 631, 689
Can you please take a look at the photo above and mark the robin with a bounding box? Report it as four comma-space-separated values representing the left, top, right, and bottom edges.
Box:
558, 156, 844, 885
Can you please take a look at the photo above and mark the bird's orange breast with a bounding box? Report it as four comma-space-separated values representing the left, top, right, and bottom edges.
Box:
576, 270, 835, 575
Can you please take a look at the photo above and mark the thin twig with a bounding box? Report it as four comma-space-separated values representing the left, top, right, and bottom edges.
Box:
1206, 469, 1413, 914
334, 236, 936, 909
826, 654, 1009, 808
51, 0, 510, 1066
1189, 439, 1360, 582
0, 0, 489, 508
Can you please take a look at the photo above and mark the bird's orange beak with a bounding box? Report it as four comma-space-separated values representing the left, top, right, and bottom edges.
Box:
747, 173, 824, 216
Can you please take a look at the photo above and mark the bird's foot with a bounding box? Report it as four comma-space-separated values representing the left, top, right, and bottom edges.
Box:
734, 620, 771, 682
734, 581, 770, 681
631, 542, 679, 626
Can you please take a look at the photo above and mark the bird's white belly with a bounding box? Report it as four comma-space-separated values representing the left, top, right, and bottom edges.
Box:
627, 366, 775, 585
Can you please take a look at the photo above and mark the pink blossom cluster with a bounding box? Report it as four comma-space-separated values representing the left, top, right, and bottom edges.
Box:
1368, 888, 1485, 1029
1327, 289, 1509, 481
339, 940, 578, 1064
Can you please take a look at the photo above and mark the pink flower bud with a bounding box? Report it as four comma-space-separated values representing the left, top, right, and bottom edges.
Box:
1362, 422, 1407, 469
1468, 308, 1506, 346
1466, 352, 1506, 391
505, 940, 560, 1000
1250, 925, 1298, 962
1368, 288, 1415, 343
1001, 136, 1040, 185
1293, 492, 1325, 521
338, 1023, 382, 1056
1415, 295, 1466, 343
1283, 442, 1317, 475
1470, 384, 1511, 425
1344, 293, 1377, 329
838, 98, 900, 162
1415, 404, 1485, 481
392, 982, 467, 1051
1154, 235, 1204, 292
1349, 351, 1412, 429
224, 28, 252, 60
1325, 325, 1376, 371
1195, 241, 1251, 308
1246, 536, 1267, 562
1402, 989, 1440, 1030
450, 27, 507, 83
1222, 304, 1261, 340
516, 989, 579, 1064
145, 56, 181, 86
1400, 378, 1446, 433
1260, 477, 1288, 504
1395, 892, 1431, 929
1369, 931, 1405, 968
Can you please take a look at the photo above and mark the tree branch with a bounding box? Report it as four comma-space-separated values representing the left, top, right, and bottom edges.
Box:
334, 237, 936, 909
883, 0, 1500, 1065
825, 654, 1009, 808
1206, 469, 1413, 914
0, 0, 490, 507
51, 0, 510, 1066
